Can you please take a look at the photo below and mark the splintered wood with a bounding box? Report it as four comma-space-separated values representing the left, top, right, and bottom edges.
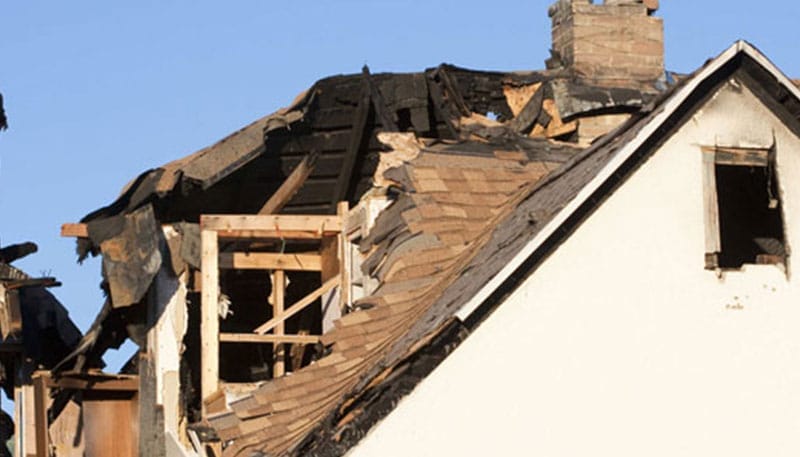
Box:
503, 83, 542, 117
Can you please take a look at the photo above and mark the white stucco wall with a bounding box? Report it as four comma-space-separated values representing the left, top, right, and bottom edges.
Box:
349, 80, 800, 457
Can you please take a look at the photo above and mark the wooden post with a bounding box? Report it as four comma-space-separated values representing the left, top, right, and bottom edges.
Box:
32, 373, 49, 457
702, 150, 721, 269
272, 270, 286, 378
337, 202, 349, 313
200, 229, 219, 414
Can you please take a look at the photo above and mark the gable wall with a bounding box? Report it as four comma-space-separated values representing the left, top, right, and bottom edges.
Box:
348, 79, 800, 456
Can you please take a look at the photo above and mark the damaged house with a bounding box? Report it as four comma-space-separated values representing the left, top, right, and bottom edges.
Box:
15, 0, 800, 456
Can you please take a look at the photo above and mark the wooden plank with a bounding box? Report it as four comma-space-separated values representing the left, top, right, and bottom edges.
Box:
219, 252, 322, 271
255, 276, 340, 334
702, 152, 721, 259
215, 229, 334, 240
278, 152, 379, 177
331, 75, 372, 207
33, 373, 49, 457
274, 130, 384, 155
200, 229, 220, 413
546, 120, 578, 139
319, 237, 339, 281
61, 223, 88, 238
258, 151, 319, 215
427, 74, 462, 139
49, 376, 139, 392
437, 67, 471, 117
363, 65, 399, 132
3, 277, 61, 290
508, 84, 544, 133
701, 145, 769, 167
83, 392, 138, 457
219, 333, 321, 344
201, 215, 342, 235
272, 270, 286, 378
337, 202, 350, 310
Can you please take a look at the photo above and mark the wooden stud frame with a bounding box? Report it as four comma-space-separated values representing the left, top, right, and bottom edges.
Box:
200, 229, 220, 414
199, 210, 347, 415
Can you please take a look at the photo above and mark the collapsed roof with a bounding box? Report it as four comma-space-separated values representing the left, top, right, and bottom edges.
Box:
68, 12, 800, 457
201, 41, 800, 456
63, 59, 661, 454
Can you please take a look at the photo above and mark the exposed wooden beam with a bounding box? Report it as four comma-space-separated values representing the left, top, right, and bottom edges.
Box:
214, 229, 333, 240
201, 215, 342, 237
219, 252, 322, 271
426, 73, 460, 139
48, 376, 139, 392
3, 277, 61, 290
331, 73, 372, 207
255, 276, 340, 334
200, 229, 219, 413
436, 66, 471, 117
702, 151, 721, 261
219, 333, 320, 344
272, 270, 286, 377
363, 65, 398, 132
508, 85, 545, 134
33, 373, 49, 457
701, 145, 769, 167
61, 223, 88, 238
336, 202, 351, 311
258, 151, 319, 215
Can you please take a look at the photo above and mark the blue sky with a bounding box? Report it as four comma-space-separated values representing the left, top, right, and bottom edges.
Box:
1, 0, 799, 370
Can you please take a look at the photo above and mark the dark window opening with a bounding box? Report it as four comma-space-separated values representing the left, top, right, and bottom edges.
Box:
714, 163, 786, 268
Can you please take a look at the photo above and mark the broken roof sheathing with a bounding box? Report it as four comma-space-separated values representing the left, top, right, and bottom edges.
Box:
78, 64, 655, 229
201, 41, 800, 456
210, 137, 577, 456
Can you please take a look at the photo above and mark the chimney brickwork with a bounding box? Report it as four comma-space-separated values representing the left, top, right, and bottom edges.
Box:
549, 0, 664, 90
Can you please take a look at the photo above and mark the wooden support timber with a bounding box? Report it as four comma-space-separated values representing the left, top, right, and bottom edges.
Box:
332, 71, 372, 207
254, 276, 340, 334
33, 373, 49, 457
219, 333, 321, 344
258, 151, 319, 215
199, 208, 346, 419
200, 229, 220, 412
272, 270, 286, 377
219, 252, 323, 271
200, 215, 342, 239
60, 223, 89, 238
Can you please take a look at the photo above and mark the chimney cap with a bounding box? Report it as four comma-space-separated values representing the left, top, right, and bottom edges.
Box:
549, 0, 658, 16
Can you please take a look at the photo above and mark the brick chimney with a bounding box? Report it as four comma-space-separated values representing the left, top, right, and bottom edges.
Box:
549, 0, 664, 90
